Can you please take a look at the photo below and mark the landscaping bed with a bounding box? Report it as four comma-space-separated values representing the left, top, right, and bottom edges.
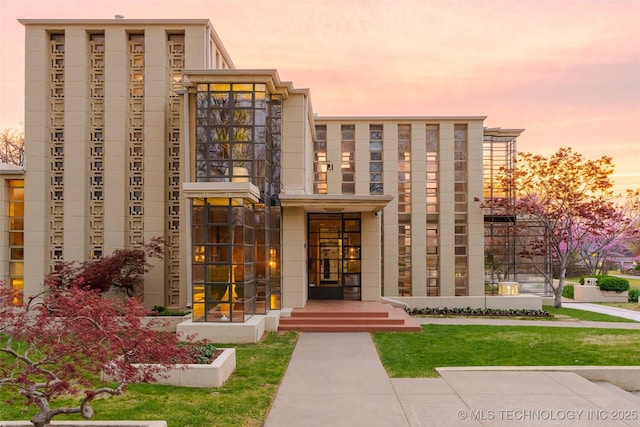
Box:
408, 307, 552, 318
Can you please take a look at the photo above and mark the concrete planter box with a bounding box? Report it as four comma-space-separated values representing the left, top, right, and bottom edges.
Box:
573, 285, 628, 303
103, 348, 236, 388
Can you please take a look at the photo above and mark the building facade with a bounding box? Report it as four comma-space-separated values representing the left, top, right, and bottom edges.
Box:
10, 18, 533, 323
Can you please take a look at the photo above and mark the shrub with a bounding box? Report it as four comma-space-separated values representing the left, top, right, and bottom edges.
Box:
407, 307, 551, 317
150, 305, 190, 316
597, 276, 630, 292
562, 284, 574, 299
628, 288, 639, 303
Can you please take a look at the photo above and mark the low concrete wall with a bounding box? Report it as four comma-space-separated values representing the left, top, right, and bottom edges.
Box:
177, 315, 266, 343
136, 348, 235, 388
395, 295, 542, 311
573, 285, 628, 303
102, 349, 236, 388
436, 366, 640, 391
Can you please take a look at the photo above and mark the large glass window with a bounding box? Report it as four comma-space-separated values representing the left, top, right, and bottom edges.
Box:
195, 83, 281, 200
192, 198, 256, 323
192, 82, 282, 322
9, 180, 24, 304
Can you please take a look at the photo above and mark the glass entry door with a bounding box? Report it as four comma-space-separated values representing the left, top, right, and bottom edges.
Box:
308, 213, 361, 300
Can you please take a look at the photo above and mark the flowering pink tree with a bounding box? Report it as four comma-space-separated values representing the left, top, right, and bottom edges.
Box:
0, 285, 192, 427
576, 190, 640, 275
486, 147, 626, 308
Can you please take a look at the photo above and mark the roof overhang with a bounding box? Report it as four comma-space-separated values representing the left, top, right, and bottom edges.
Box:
279, 193, 393, 213
183, 181, 260, 203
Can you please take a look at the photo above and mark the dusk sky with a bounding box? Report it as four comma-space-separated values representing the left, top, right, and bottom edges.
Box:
1, 0, 638, 193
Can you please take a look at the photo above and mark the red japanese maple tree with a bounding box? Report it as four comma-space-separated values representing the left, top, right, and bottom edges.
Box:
0, 285, 192, 427
44, 237, 164, 298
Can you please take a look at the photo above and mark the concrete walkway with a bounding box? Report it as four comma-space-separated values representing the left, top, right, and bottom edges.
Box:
265, 305, 640, 426
563, 302, 640, 322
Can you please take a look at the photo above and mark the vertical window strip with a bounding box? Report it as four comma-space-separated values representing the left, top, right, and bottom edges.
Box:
397, 125, 411, 213
369, 124, 383, 194
166, 33, 185, 306
397, 124, 412, 295
89, 33, 105, 260
454, 124, 468, 296
49, 32, 65, 267
8, 180, 24, 304
341, 125, 355, 194
425, 124, 439, 295
128, 33, 144, 247
314, 125, 328, 194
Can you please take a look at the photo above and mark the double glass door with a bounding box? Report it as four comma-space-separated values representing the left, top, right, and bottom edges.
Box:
308, 213, 361, 300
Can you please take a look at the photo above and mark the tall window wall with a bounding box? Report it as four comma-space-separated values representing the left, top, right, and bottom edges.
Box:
313, 125, 328, 194
398, 125, 412, 295
192, 82, 282, 322
195, 83, 280, 191
341, 125, 355, 194
425, 125, 440, 295
192, 201, 255, 322
369, 125, 383, 194
9, 180, 24, 304
454, 124, 468, 295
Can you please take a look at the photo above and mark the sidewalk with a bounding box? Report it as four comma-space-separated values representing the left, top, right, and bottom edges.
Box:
264, 333, 409, 427
265, 305, 640, 426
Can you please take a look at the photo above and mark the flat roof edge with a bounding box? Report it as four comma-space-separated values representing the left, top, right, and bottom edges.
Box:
19, 19, 212, 25
315, 116, 488, 121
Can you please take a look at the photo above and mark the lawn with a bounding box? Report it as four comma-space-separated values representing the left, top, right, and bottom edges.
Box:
0, 331, 298, 427
543, 305, 638, 322
2, 307, 639, 425
372, 325, 640, 378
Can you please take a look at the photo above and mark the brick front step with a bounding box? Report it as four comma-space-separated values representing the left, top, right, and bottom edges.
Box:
279, 323, 422, 332
277, 300, 421, 333
280, 316, 405, 325
288, 311, 389, 318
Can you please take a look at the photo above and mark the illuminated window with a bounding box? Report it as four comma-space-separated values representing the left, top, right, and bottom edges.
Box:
314, 125, 328, 194
341, 125, 355, 194
425, 124, 440, 295
369, 125, 383, 194
454, 124, 468, 295
9, 180, 24, 303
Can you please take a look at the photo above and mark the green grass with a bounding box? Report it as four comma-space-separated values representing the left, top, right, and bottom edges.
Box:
0, 331, 298, 427
543, 305, 638, 322
372, 325, 640, 378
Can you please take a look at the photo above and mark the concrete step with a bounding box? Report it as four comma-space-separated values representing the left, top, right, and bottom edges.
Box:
281, 316, 406, 325
277, 300, 422, 333
279, 323, 422, 332
290, 310, 390, 318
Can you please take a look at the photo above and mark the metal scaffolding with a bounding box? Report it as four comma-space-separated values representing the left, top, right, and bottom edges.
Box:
483, 129, 552, 296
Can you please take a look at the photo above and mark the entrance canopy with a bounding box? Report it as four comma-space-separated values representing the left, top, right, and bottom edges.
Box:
279, 194, 393, 213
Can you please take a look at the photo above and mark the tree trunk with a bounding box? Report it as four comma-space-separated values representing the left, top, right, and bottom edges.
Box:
554, 267, 567, 308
